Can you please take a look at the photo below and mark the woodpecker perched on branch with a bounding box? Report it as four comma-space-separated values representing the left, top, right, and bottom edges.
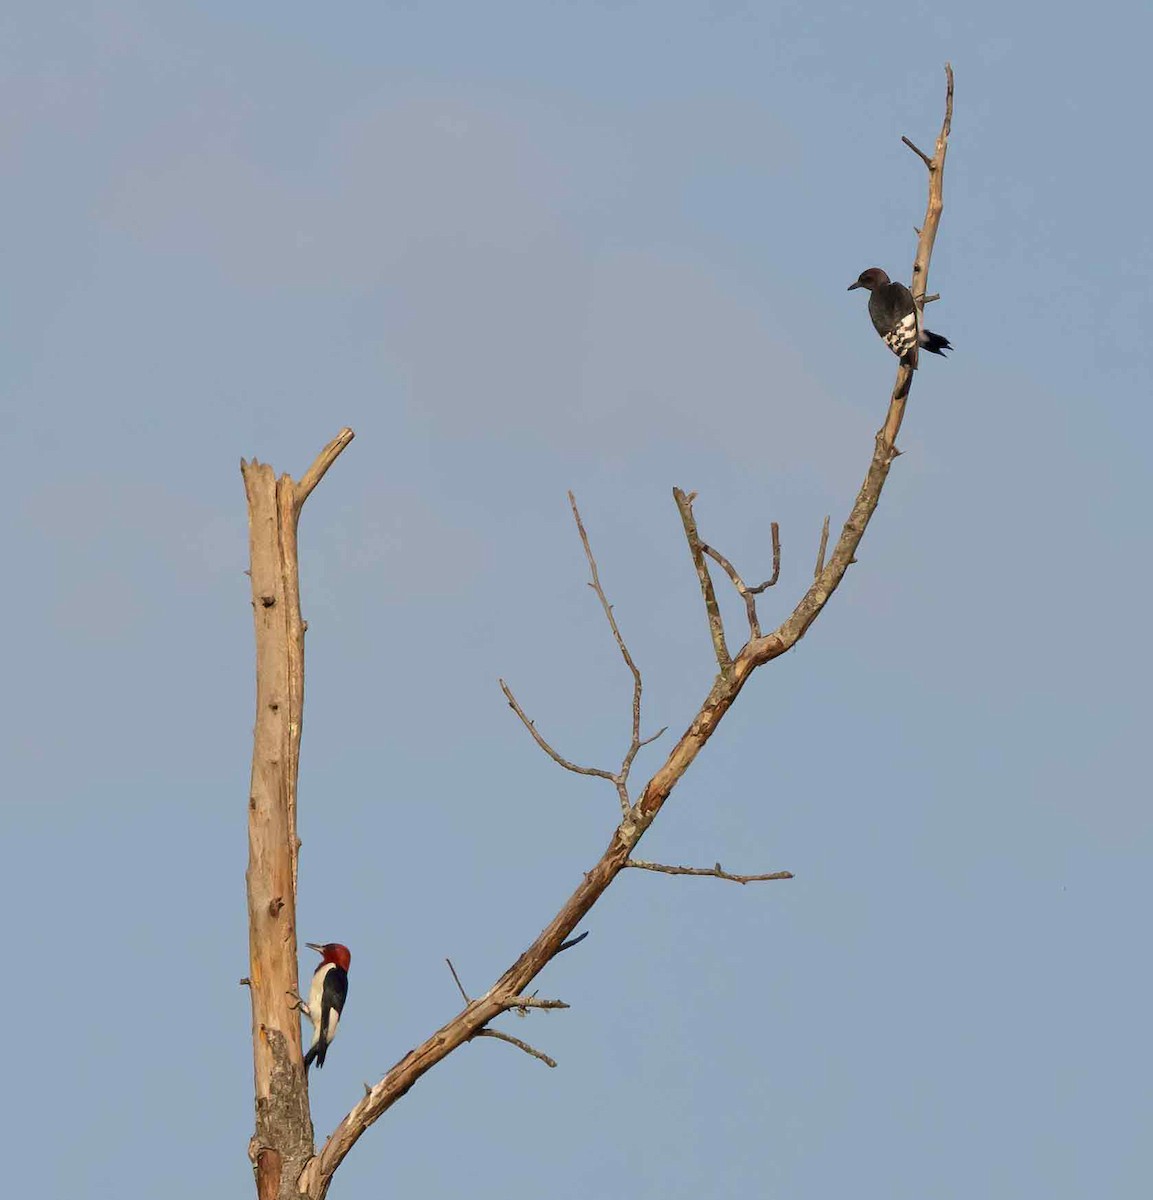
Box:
848, 267, 951, 368
302, 941, 350, 1072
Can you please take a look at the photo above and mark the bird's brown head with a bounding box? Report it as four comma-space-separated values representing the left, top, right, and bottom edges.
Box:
848, 267, 891, 292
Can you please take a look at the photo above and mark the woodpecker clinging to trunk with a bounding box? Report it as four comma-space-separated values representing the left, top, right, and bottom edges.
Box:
302, 941, 350, 1072
848, 267, 952, 368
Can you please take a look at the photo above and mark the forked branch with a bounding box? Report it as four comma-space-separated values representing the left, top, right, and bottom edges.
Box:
500, 495, 666, 816
297, 67, 954, 1200
449, 959, 560, 1068
700, 519, 781, 640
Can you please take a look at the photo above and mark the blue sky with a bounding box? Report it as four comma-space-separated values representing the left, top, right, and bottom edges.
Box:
3, 3, 1150, 1197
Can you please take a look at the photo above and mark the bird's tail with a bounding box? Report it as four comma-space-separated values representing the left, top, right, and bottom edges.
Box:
303, 1039, 325, 1072
920, 329, 952, 357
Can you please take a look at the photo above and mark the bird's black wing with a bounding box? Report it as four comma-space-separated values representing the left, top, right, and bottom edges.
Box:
869, 283, 921, 365
325, 969, 348, 1013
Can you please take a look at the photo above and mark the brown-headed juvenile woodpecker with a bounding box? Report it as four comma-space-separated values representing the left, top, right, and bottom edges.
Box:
848, 267, 952, 368
302, 942, 350, 1072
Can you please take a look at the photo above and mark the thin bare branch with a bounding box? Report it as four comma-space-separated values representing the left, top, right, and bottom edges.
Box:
626, 859, 794, 884
673, 488, 731, 670
473, 1028, 558, 1068
294, 427, 355, 510
703, 518, 782, 642
445, 958, 470, 1004
814, 515, 831, 579
500, 498, 659, 818
567, 494, 657, 814
748, 523, 782, 593
506, 995, 570, 1012
701, 542, 762, 639
568, 492, 642, 756
901, 135, 934, 169
498, 679, 616, 782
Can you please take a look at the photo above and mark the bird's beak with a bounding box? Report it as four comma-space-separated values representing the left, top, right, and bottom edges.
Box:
305, 942, 324, 953
847, 281, 862, 291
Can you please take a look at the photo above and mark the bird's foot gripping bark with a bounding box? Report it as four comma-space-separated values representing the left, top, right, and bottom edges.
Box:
286, 988, 311, 1019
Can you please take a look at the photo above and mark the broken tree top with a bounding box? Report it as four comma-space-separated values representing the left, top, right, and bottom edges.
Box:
848, 267, 952, 368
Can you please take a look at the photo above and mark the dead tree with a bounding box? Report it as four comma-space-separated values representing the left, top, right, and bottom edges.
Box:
241, 68, 954, 1200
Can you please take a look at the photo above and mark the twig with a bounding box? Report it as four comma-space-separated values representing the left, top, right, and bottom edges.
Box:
501, 500, 663, 818
474, 1028, 558, 1069
901, 136, 934, 170
749, 523, 782, 593
814, 515, 830, 578
449, 961, 559, 1065
445, 958, 470, 1004
626, 859, 794, 884
294, 427, 355, 509
498, 679, 616, 782
702, 522, 783, 638
701, 543, 759, 638
673, 488, 731, 670
568, 493, 648, 813
705, 519, 783, 642
506, 995, 570, 1012
569, 492, 641, 751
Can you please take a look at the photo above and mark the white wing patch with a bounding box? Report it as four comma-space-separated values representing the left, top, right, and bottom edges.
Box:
883, 309, 920, 358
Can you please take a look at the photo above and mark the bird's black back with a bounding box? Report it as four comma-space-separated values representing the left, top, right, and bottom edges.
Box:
867, 281, 916, 339
325, 968, 349, 1014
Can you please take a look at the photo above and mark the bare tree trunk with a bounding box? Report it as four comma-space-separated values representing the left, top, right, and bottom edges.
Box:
242, 430, 355, 1200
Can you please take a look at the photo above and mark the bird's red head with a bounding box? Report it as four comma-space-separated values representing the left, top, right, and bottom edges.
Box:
306, 942, 351, 972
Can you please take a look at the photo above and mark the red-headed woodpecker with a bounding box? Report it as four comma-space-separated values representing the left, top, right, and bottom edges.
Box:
302, 942, 350, 1072
848, 267, 952, 368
